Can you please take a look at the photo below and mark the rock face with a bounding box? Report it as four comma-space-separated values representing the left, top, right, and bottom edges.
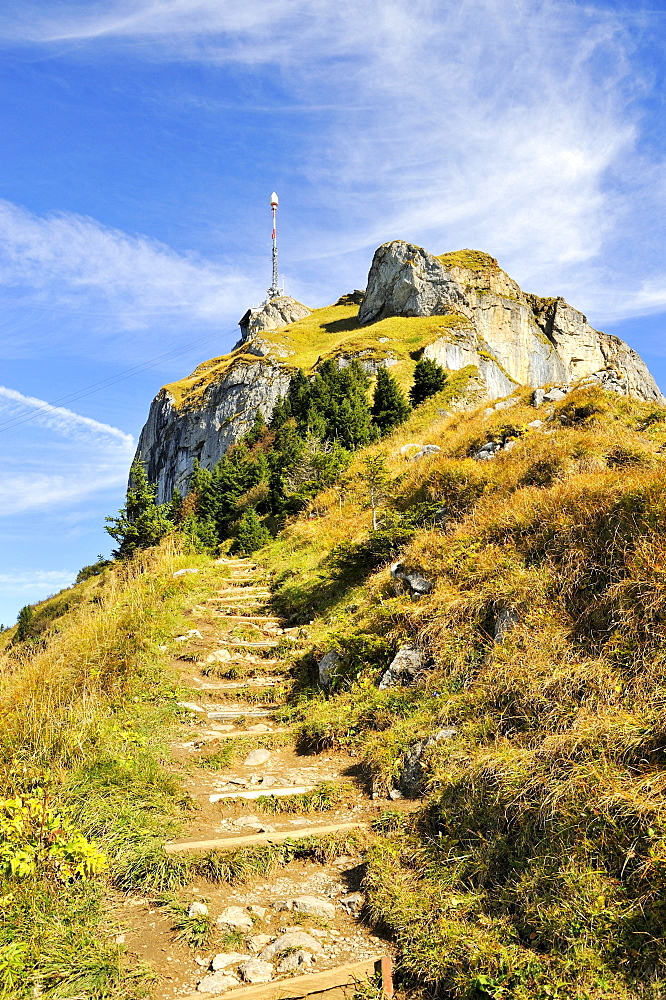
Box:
133, 240, 663, 504
360, 242, 663, 405
135, 357, 292, 503
378, 644, 428, 690
238, 296, 311, 353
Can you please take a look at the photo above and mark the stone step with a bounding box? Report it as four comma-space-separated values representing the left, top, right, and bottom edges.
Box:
164, 819, 368, 854
177, 957, 390, 1000
209, 785, 313, 804
178, 727, 291, 745
207, 708, 278, 721
186, 678, 283, 691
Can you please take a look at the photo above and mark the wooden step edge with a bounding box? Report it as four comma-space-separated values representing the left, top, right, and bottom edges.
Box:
180, 727, 291, 743
208, 785, 313, 803
176, 957, 390, 1000
176, 956, 390, 1000
164, 819, 368, 854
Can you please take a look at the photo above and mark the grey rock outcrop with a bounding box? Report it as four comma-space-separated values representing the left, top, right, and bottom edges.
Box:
259, 931, 324, 961
378, 644, 428, 690
359, 241, 663, 405
390, 562, 434, 599
238, 296, 311, 349
135, 357, 292, 503
399, 728, 458, 797
317, 650, 341, 689
134, 239, 663, 507
359, 242, 470, 324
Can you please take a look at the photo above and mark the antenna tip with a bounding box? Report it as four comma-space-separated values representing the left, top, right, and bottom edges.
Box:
270, 192, 279, 207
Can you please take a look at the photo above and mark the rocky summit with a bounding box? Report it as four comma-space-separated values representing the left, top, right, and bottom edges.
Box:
134, 240, 663, 501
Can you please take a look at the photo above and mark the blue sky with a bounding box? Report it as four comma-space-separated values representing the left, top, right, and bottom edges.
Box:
0, 0, 665, 626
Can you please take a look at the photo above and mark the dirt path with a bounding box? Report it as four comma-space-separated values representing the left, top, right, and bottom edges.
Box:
117, 559, 396, 1000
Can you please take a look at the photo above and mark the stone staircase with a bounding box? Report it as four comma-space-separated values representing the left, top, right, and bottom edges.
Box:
119, 558, 395, 1000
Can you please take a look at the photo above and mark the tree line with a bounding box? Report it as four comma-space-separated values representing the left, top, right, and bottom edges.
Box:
105, 356, 447, 559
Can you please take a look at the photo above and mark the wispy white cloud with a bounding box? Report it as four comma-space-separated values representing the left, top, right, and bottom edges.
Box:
0, 199, 253, 333
0, 385, 134, 445
0, 386, 134, 516
0, 1, 665, 325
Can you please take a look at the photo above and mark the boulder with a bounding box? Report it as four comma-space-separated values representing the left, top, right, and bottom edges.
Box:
400, 442, 425, 455
175, 629, 203, 641
359, 241, 470, 325
317, 650, 341, 689
473, 440, 502, 461
399, 728, 458, 797
277, 950, 314, 973
411, 444, 441, 461
543, 386, 569, 402
532, 388, 546, 407
494, 607, 518, 642
378, 644, 427, 690
211, 953, 246, 971
188, 901, 209, 918
197, 972, 240, 994
390, 562, 433, 600
248, 934, 273, 954
238, 959, 274, 984
243, 749, 272, 767
273, 895, 336, 919
174, 568, 199, 577
259, 931, 324, 961
526, 419, 543, 429
206, 649, 232, 663
216, 906, 254, 932
339, 893, 364, 915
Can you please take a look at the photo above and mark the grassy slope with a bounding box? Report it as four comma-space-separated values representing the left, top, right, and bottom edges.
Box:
256, 384, 666, 1000
164, 302, 472, 408
6, 381, 666, 998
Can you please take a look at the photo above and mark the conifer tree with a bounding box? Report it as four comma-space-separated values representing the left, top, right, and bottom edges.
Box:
232, 508, 271, 555
371, 368, 411, 435
105, 460, 173, 559
14, 605, 34, 643
410, 357, 447, 406
358, 452, 392, 530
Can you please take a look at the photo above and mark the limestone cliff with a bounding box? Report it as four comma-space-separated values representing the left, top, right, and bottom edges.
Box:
135, 244, 664, 502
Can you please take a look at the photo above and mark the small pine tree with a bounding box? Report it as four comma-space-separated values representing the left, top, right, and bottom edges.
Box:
105, 460, 173, 559
358, 452, 392, 530
14, 605, 34, 643
410, 358, 447, 406
371, 368, 411, 435
232, 508, 271, 555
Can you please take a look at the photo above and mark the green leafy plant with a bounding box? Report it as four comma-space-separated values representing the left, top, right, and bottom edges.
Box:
0, 791, 107, 882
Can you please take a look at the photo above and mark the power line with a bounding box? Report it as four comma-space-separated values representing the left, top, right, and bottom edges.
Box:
0, 325, 240, 435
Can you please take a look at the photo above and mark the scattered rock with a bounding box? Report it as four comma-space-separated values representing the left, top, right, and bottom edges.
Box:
259, 931, 324, 961
399, 442, 424, 456
175, 629, 203, 641
174, 568, 200, 577
543, 386, 569, 402
273, 896, 336, 919
532, 387, 546, 407
215, 906, 254, 932
411, 444, 441, 461
238, 959, 274, 984
248, 934, 273, 954
390, 562, 433, 600
243, 749, 272, 767
473, 440, 502, 461
277, 950, 314, 973
526, 419, 543, 429
378, 643, 428, 690
494, 607, 519, 642
206, 649, 232, 663
248, 905, 268, 919
339, 893, 364, 915
188, 901, 209, 918
114, 933, 126, 945
399, 728, 458, 797
177, 702, 205, 713
246, 724, 271, 733
211, 953, 246, 971
197, 972, 240, 994
317, 650, 341, 689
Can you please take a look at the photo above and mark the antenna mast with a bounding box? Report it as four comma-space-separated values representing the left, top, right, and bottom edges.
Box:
267, 191, 282, 300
